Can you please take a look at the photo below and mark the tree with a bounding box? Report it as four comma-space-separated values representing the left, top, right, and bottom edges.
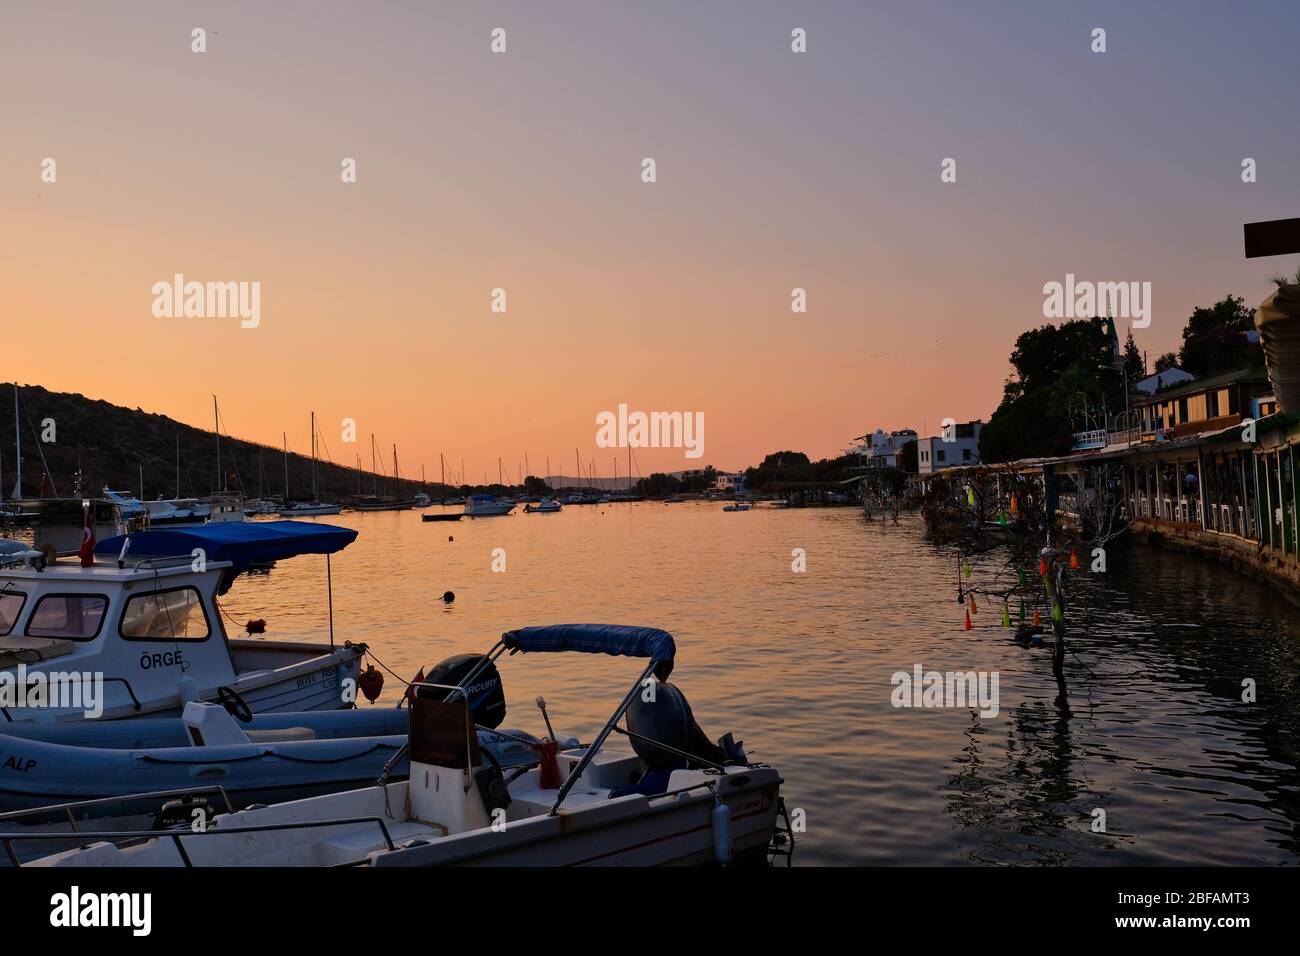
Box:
1122, 332, 1145, 381
1153, 352, 1179, 373
1271, 266, 1300, 289
980, 319, 1114, 461
1177, 295, 1261, 377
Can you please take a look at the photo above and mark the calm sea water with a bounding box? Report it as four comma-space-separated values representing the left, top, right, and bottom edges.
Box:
228, 504, 1300, 866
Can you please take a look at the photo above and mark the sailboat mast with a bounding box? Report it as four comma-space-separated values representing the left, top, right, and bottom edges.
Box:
392, 444, 400, 494
12, 384, 23, 500
371, 435, 377, 496
176, 432, 181, 499
213, 396, 221, 493
310, 412, 318, 500
282, 432, 289, 498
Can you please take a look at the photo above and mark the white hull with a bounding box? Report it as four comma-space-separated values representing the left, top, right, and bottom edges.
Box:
278, 503, 344, 516
27, 763, 781, 867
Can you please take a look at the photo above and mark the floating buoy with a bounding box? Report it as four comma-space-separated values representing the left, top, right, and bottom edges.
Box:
448, 536, 454, 542
1033, 608, 1041, 626
442, 591, 455, 603
357, 665, 384, 704
1070, 548, 1080, 570
244, 618, 266, 635
964, 610, 972, 630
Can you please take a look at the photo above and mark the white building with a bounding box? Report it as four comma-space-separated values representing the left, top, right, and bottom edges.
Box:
849, 428, 917, 470
918, 421, 983, 475
713, 472, 747, 493
1134, 367, 1196, 395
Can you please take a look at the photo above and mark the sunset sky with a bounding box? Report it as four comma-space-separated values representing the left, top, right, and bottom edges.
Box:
4, 1, 1299, 478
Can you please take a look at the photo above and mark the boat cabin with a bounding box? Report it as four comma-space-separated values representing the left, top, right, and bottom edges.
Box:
0, 521, 363, 723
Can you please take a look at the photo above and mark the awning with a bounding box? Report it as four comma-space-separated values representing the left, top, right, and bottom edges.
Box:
96, 520, 357, 591
501, 624, 676, 678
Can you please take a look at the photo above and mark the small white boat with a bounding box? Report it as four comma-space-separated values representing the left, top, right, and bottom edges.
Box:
278, 501, 344, 517
463, 494, 515, 517
525, 499, 562, 513
19, 624, 787, 868
243, 498, 280, 517
0, 521, 366, 723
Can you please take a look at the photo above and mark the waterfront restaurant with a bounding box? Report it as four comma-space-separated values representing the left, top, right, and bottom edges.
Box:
960, 363, 1300, 595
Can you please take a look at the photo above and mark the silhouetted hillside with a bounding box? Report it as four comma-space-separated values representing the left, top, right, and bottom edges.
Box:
0, 384, 428, 502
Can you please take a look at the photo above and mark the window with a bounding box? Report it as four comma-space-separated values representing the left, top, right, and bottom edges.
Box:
0, 591, 27, 636
962, 449, 972, 461
26, 594, 108, 641
120, 588, 210, 641
937, 449, 946, 462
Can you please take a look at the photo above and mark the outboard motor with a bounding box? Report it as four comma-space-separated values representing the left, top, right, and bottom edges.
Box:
419, 654, 507, 729
626, 682, 746, 771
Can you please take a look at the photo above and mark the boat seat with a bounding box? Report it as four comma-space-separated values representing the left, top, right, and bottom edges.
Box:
0, 636, 75, 667
245, 726, 317, 743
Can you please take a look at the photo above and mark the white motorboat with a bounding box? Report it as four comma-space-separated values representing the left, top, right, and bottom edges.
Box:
463, 494, 515, 517
0, 520, 367, 722
524, 499, 562, 513
19, 624, 789, 868
278, 501, 345, 517
243, 498, 280, 517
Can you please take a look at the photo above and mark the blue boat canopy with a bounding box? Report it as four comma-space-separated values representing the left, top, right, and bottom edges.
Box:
501, 624, 676, 678
96, 521, 357, 591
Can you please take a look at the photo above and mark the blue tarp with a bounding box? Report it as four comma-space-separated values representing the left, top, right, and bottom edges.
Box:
501, 624, 676, 677
96, 521, 357, 587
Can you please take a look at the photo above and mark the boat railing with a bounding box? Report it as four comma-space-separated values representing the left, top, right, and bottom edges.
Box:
0, 676, 142, 721
0, 810, 399, 867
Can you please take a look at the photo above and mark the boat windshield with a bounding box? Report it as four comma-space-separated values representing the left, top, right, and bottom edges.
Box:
0, 591, 26, 636
121, 588, 210, 640
26, 594, 108, 640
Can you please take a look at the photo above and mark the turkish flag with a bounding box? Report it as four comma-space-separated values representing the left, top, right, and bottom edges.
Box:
78, 505, 96, 567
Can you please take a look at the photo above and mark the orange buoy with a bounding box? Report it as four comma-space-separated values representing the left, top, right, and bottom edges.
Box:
357, 665, 384, 704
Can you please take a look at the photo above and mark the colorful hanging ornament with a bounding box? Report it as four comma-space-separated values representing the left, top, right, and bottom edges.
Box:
999, 511, 1007, 526
1018, 568, 1027, 587
969, 594, 978, 614
964, 610, 972, 630
966, 486, 975, 506
962, 560, 972, 579
1038, 557, 1049, 577
1009, 494, 1019, 514
1018, 599, 1026, 621
1052, 601, 1063, 622
1070, 547, 1080, 570
1033, 608, 1041, 626
1001, 605, 1011, 627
